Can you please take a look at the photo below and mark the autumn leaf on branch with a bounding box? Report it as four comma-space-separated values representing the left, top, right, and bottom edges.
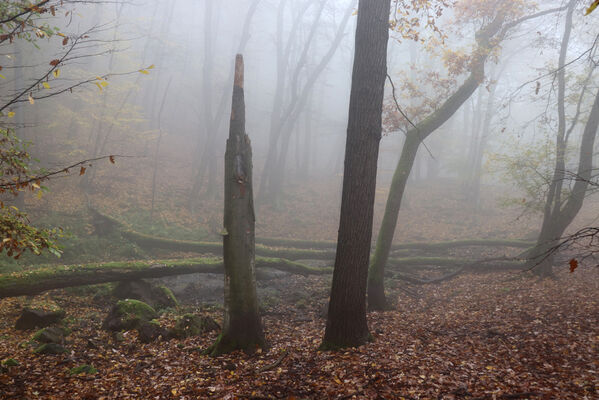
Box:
569, 258, 578, 273
585, 0, 599, 15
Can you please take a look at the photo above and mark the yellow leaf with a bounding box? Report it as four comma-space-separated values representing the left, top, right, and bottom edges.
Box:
333, 377, 342, 384
0, 73, 5, 79
53, 69, 60, 78
28, 94, 34, 105
37, 190, 43, 199
100, 80, 109, 88
94, 82, 103, 91
147, 64, 155, 69
42, 82, 50, 89
586, 0, 599, 15
139, 69, 150, 75
7, 111, 15, 118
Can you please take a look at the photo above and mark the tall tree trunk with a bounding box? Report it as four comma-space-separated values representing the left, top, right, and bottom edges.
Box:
209, 55, 265, 355
321, 0, 390, 350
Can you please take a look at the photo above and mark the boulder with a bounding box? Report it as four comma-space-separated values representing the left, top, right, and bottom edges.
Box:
137, 320, 168, 343
33, 343, 68, 355
15, 308, 65, 330
169, 314, 220, 339
113, 280, 178, 310
32, 326, 67, 344
102, 299, 157, 332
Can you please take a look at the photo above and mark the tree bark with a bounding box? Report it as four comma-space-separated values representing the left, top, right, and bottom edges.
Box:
209, 54, 265, 356
321, 0, 390, 350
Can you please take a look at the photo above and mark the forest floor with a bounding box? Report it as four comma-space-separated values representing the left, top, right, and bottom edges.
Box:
0, 178, 598, 399
0, 267, 597, 399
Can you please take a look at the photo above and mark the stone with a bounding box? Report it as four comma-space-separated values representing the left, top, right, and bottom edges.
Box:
113, 280, 178, 310
169, 314, 220, 339
137, 320, 168, 343
32, 326, 67, 344
15, 308, 65, 330
33, 343, 68, 355
102, 299, 157, 332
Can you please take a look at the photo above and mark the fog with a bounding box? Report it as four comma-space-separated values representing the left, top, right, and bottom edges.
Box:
0, 0, 597, 255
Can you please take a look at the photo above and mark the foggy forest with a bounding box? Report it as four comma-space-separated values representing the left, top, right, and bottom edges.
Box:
0, 0, 598, 398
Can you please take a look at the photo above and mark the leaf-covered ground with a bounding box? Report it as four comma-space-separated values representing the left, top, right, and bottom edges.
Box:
0, 265, 597, 399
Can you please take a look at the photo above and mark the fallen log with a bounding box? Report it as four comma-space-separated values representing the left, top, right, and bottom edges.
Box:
0, 257, 331, 299
90, 207, 534, 255
122, 230, 336, 261
0, 253, 527, 298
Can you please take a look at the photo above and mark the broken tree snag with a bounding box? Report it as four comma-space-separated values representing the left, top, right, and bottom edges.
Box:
210, 54, 265, 356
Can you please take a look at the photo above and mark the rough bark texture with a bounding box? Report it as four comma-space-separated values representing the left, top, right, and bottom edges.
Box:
321, 0, 390, 350
209, 55, 265, 356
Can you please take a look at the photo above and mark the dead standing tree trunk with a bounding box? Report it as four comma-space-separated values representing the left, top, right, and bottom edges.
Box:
208, 54, 265, 356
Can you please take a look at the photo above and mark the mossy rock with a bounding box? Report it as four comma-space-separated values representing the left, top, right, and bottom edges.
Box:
15, 308, 66, 330
32, 326, 68, 344
112, 280, 178, 310
33, 343, 68, 355
1, 358, 19, 367
102, 299, 157, 332
69, 364, 97, 375
169, 314, 220, 339
137, 320, 168, 343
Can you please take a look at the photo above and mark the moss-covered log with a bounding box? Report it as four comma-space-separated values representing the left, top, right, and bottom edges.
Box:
93, 204, 532, 255
122, 230, 335, 261
0, 257, 331, 299
0, 254, 526, 299
387, 256, 526, 270
391, 239, 534, 251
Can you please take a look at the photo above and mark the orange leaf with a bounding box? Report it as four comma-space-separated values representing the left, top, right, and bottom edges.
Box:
109, 155, 115, 164
569, 258, 578, 273
62, 37, 68, 46
79, 166, 86, 176
49, 59, 60, 66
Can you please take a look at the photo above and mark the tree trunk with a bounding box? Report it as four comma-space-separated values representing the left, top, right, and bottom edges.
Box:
366, 13, 506, 310
531, 0, 576, 276
321, 0, 390, 350
209, 55, 265, 356
531, 86, 599, 276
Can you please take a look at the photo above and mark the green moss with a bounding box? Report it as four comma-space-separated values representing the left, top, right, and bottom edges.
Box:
33, 343, 67, 354
115, 299, 157, 321
2, 358, 19, 367
69, 364, 97, 375
170, 314, 203, 338
157, 286, 178, 307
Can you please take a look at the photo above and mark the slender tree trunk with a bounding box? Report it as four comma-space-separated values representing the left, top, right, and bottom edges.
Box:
209, 55, 265, 356
321, 0, 390, 350
366, 13, 506, 310
530, 85, 599, 276
532, 0, 576, 276
150, 78, 173, 221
